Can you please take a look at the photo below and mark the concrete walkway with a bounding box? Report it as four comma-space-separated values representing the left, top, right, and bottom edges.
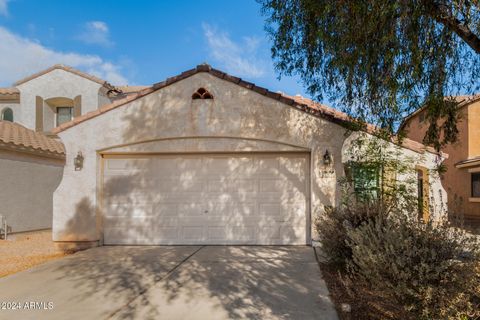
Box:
0, 246, 338, 320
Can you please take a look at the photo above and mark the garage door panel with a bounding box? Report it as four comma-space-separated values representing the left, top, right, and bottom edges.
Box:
152, 203, 178, 216
231, 179, 257, 192
157, 178, 204, 193
207, 178, 229, 192
204, 202, 230, 216
103, 153, 309, 245
178, 203, 205, 216
153, 158, 178, 174
205, 226, 256, 241
105, 203, 153, 218
258, 226, 281, 240
182, 226, 204, 241
229, 203, 256, 216
105, 215, 162, 227
178, 158, 205, 171
207, 226, 228, 241
151, 227, 178, 240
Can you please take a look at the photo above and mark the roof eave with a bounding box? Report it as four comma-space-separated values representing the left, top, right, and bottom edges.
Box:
51, 63, 440, 157
14, 64, 108, 87
0, 142, 65, 160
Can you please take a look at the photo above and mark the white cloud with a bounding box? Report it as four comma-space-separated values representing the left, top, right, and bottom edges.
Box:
77, 21, 114, 47
0, 0, 9, 16
202, 23, 266, 78
0, 26, 128, 86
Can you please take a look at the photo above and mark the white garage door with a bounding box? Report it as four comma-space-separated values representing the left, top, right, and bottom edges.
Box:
102, 153, 309, 245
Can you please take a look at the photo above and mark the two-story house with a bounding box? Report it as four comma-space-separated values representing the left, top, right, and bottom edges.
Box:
0, 64, 147, 132
401, 96, 480, 227
0, 64, 147, 234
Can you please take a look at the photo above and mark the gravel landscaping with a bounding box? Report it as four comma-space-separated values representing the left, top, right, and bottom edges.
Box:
0, 230, 69, 278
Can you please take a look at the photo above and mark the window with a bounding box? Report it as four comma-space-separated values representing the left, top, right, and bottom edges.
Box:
472, 173, 480, 198
56, 107, 72, 126
1, 107, 13, 122
350, 163, 380, 201
192, 88, 213, 99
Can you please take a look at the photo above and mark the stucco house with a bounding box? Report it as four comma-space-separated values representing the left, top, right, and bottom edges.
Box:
0, 64, 145, 132
0, 120, 65, 234
0, 64, 144, 234
48, 64, 447, 249
401, 95, 480, 227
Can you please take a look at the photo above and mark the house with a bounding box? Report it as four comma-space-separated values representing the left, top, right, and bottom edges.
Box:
0, 64, 146, 132
401, 96, 480, 227
0, 64, 144, 234
0, 120, 65, 233
49, 64, 447, 249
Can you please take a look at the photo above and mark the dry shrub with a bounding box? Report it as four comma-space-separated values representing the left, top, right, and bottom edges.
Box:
315, 201, 393, 268
347, 214, 480, 319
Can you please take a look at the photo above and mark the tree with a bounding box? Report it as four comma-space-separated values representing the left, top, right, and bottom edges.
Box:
259, 0, 480, 149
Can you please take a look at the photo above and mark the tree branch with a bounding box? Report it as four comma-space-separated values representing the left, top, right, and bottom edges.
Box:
426, 1, 480, 54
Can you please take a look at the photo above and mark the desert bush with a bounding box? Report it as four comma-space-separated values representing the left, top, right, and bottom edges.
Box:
317, 132, 480, 318
346, 213, 480, 319
315, 201, 391, 267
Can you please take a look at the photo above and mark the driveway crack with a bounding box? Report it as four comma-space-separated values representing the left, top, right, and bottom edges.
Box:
106, 245, 205, 319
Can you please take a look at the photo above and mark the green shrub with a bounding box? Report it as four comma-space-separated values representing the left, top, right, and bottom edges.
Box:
346, 214, 480, 319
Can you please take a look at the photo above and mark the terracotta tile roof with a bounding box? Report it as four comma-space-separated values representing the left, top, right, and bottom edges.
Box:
0, 87, 20, 101
0, 121, 65, 158
14, 64, 112, 87
116, 85, 150, 94
0, 87, 19, 95
284, 94, 440, 155
51, 64, 440, 156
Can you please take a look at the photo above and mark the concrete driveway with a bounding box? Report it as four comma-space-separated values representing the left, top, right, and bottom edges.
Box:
0, 246, 338, 320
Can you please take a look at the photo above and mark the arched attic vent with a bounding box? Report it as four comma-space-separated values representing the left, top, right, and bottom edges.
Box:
192, 87, 213, 100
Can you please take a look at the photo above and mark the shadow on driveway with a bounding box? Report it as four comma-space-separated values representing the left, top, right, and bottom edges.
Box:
0, 246, 337, 320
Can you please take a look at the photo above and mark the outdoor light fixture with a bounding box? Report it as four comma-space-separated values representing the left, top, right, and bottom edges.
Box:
323, 149, 332, 165
74, 151, 84, 171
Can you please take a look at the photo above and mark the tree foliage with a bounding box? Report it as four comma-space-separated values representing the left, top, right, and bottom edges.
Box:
259, 0, 480, 149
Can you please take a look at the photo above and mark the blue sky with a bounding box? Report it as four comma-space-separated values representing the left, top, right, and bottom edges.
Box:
0, 0, 309, 97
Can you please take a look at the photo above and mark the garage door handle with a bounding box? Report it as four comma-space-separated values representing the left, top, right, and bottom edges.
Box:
204, 210, 209, 213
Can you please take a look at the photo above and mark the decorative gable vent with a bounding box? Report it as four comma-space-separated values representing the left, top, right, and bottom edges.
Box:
192, 88, 213, 100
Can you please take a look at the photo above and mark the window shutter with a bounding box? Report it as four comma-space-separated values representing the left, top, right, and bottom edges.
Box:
73, 95, 82, 118
35, 96, 43, 131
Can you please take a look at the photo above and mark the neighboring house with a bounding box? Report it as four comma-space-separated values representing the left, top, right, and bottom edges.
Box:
50, 64, 447, 249
0, 121, 65, 233
401, 96, 480, 227
0, 65, 145, 234
0, 64, 146, 133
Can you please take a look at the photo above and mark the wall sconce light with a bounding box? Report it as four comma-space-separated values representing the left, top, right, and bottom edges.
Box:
74, 151, 84, 171
323, 149, 332, 165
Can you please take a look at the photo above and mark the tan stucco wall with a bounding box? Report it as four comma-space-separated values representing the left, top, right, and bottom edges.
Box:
15, 69, 108, 130
0, 149, 64, 233
53, 72, 446, 243
468, 101, 480, 158
403, 105, 480, 222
